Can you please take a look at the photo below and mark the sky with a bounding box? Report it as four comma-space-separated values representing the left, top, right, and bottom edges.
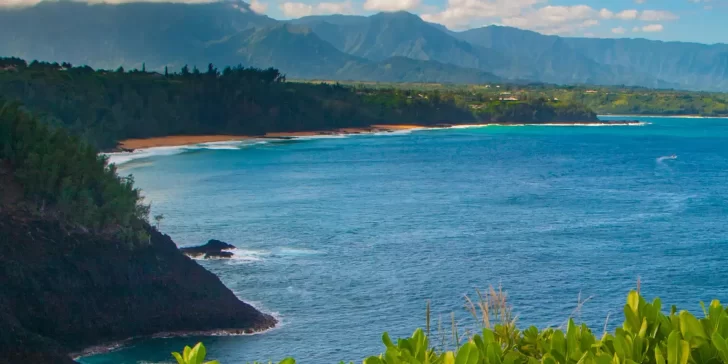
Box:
2, 0, 727, 44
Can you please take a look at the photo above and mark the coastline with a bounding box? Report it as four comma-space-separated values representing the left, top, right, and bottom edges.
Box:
112, 121, 640, 151
71, 325, 279, 360
600, 114, 728, 119
116, 125, 426, 150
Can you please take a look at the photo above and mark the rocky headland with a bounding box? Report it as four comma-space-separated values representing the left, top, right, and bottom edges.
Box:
0, 210, 276, 363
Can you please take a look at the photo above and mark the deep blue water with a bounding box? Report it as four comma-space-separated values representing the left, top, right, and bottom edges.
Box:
83, 117, 728, 363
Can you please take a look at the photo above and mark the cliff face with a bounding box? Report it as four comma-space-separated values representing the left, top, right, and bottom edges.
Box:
0, 211, 276, 363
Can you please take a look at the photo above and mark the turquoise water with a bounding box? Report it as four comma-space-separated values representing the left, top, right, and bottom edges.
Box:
83, 117, 728, 363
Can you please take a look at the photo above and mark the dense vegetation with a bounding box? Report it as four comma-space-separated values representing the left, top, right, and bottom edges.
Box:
321, 80, 728, 117
4, 1, 728, 90
0, 99, 149, 239
178, 291, 728, 364
0, 57, 598, 149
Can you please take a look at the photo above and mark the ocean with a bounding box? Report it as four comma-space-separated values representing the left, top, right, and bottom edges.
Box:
82, 116, 728, 363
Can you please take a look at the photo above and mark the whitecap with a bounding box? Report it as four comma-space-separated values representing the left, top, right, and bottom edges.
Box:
104, 140, 273, 165
104, 146, 190, 165
275, 247, 322, 256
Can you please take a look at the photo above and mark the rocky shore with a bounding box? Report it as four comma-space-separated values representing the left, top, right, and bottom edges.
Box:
0, 211, 276, 363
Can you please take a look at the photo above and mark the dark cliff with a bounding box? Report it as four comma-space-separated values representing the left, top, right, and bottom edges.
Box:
0, 210, 276, 363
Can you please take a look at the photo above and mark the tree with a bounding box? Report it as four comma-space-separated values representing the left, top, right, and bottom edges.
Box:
154, 213, 165, 229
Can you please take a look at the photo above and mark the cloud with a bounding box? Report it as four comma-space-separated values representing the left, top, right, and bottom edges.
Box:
639, 10, 678, 21
421, 0, 546, 29
500, 5, 603, 35
641, 23, 664, 32
363, 0, 420, 12
599, 8, 614, 19
611, 26, 626, 34
279, 1, 353, 17
1, 0, 228, 5
249, 0, 267, 13
615, 9, 639, 19
635, 0, 645, 3
0, 0, 42, 6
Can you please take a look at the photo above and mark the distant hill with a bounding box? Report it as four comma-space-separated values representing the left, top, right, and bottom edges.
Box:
2, 1, 728, 90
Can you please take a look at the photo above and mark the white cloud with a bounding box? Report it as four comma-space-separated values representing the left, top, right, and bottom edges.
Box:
249, 0, 267, 13
500, 5, 601, 35
641, 23, 664, 32
599, 8, 614, 19
639, 10, 678, 21
421, 0, 545, 29
635, 0, 645, 3
85, 0, 216, 3
363, 0, 420, 12
0, 0, 41, 7
279, 1, 353, 17
611, 26, 626, 34
615, 9, 639, 20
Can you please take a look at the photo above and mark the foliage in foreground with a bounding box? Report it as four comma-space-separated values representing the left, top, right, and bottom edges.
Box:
181, 291, 728, 364
0, 100, 149, 239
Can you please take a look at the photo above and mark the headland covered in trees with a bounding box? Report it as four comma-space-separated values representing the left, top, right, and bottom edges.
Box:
0, 99, 276, 363
0, 57, 611, 150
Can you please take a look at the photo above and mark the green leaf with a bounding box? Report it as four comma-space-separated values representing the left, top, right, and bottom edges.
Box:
172, 352, 185, 364
679, 311, 708, 345
627, 291, 640, 315
679, 340, 690, 364
279, 358, 296, 364
655, 347, 665, 364
183, 345, 192, 363
363, 357, 384, 364
455, 341, 479, 364
711, 332, 728, 362
487, 344, 502, 364
667, 331, 680, 364
442, 352, 456, 364
566, 319, 580, 360
383, 332, 395, 349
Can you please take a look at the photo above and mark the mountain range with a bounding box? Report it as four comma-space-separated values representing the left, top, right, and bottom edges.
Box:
1, 0, 728, 90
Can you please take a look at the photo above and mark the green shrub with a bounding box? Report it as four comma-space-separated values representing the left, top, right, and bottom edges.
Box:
0, 99, 150, 241
179, 291, 728, 364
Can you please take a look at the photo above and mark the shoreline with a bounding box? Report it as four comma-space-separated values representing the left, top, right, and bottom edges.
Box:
600, 114, 728, 119
71, 325, 279, 360
111, 121, 640, 151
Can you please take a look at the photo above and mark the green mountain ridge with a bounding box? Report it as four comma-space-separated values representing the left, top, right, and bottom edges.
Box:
1, 0, 727, 90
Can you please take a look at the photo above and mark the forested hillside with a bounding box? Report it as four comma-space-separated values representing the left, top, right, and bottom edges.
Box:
0, 99, 276, 364
3, 1, 728, 90
0, 57, 598, 149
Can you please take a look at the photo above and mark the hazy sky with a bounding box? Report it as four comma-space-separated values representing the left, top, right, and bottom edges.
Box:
2, 0, 726, 44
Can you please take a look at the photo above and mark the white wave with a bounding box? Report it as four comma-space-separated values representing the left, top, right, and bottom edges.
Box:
104, 140, 273, 165
276, 247, 322, 256
370, 129, 421, 135
600, 114, 728, 119
104, 146, 190, 165
528, 122, 649, 127
290, 134, 349, 140
656, 155, 678, 163
225, 248, 270, 264
449, 124, 492, 129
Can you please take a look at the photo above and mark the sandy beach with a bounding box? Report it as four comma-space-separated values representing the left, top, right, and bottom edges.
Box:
116, 125, 427, 150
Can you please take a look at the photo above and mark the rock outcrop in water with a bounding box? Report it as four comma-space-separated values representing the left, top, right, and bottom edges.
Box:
180, 239, 236, 259
0, 211, 276, 364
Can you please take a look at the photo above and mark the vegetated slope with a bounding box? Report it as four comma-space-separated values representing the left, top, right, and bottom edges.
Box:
0, 0, 276, 71
292, 11, 507, 71
0, 101, 276, 363
3, 1, 728, 89
337, 56, 500, 84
